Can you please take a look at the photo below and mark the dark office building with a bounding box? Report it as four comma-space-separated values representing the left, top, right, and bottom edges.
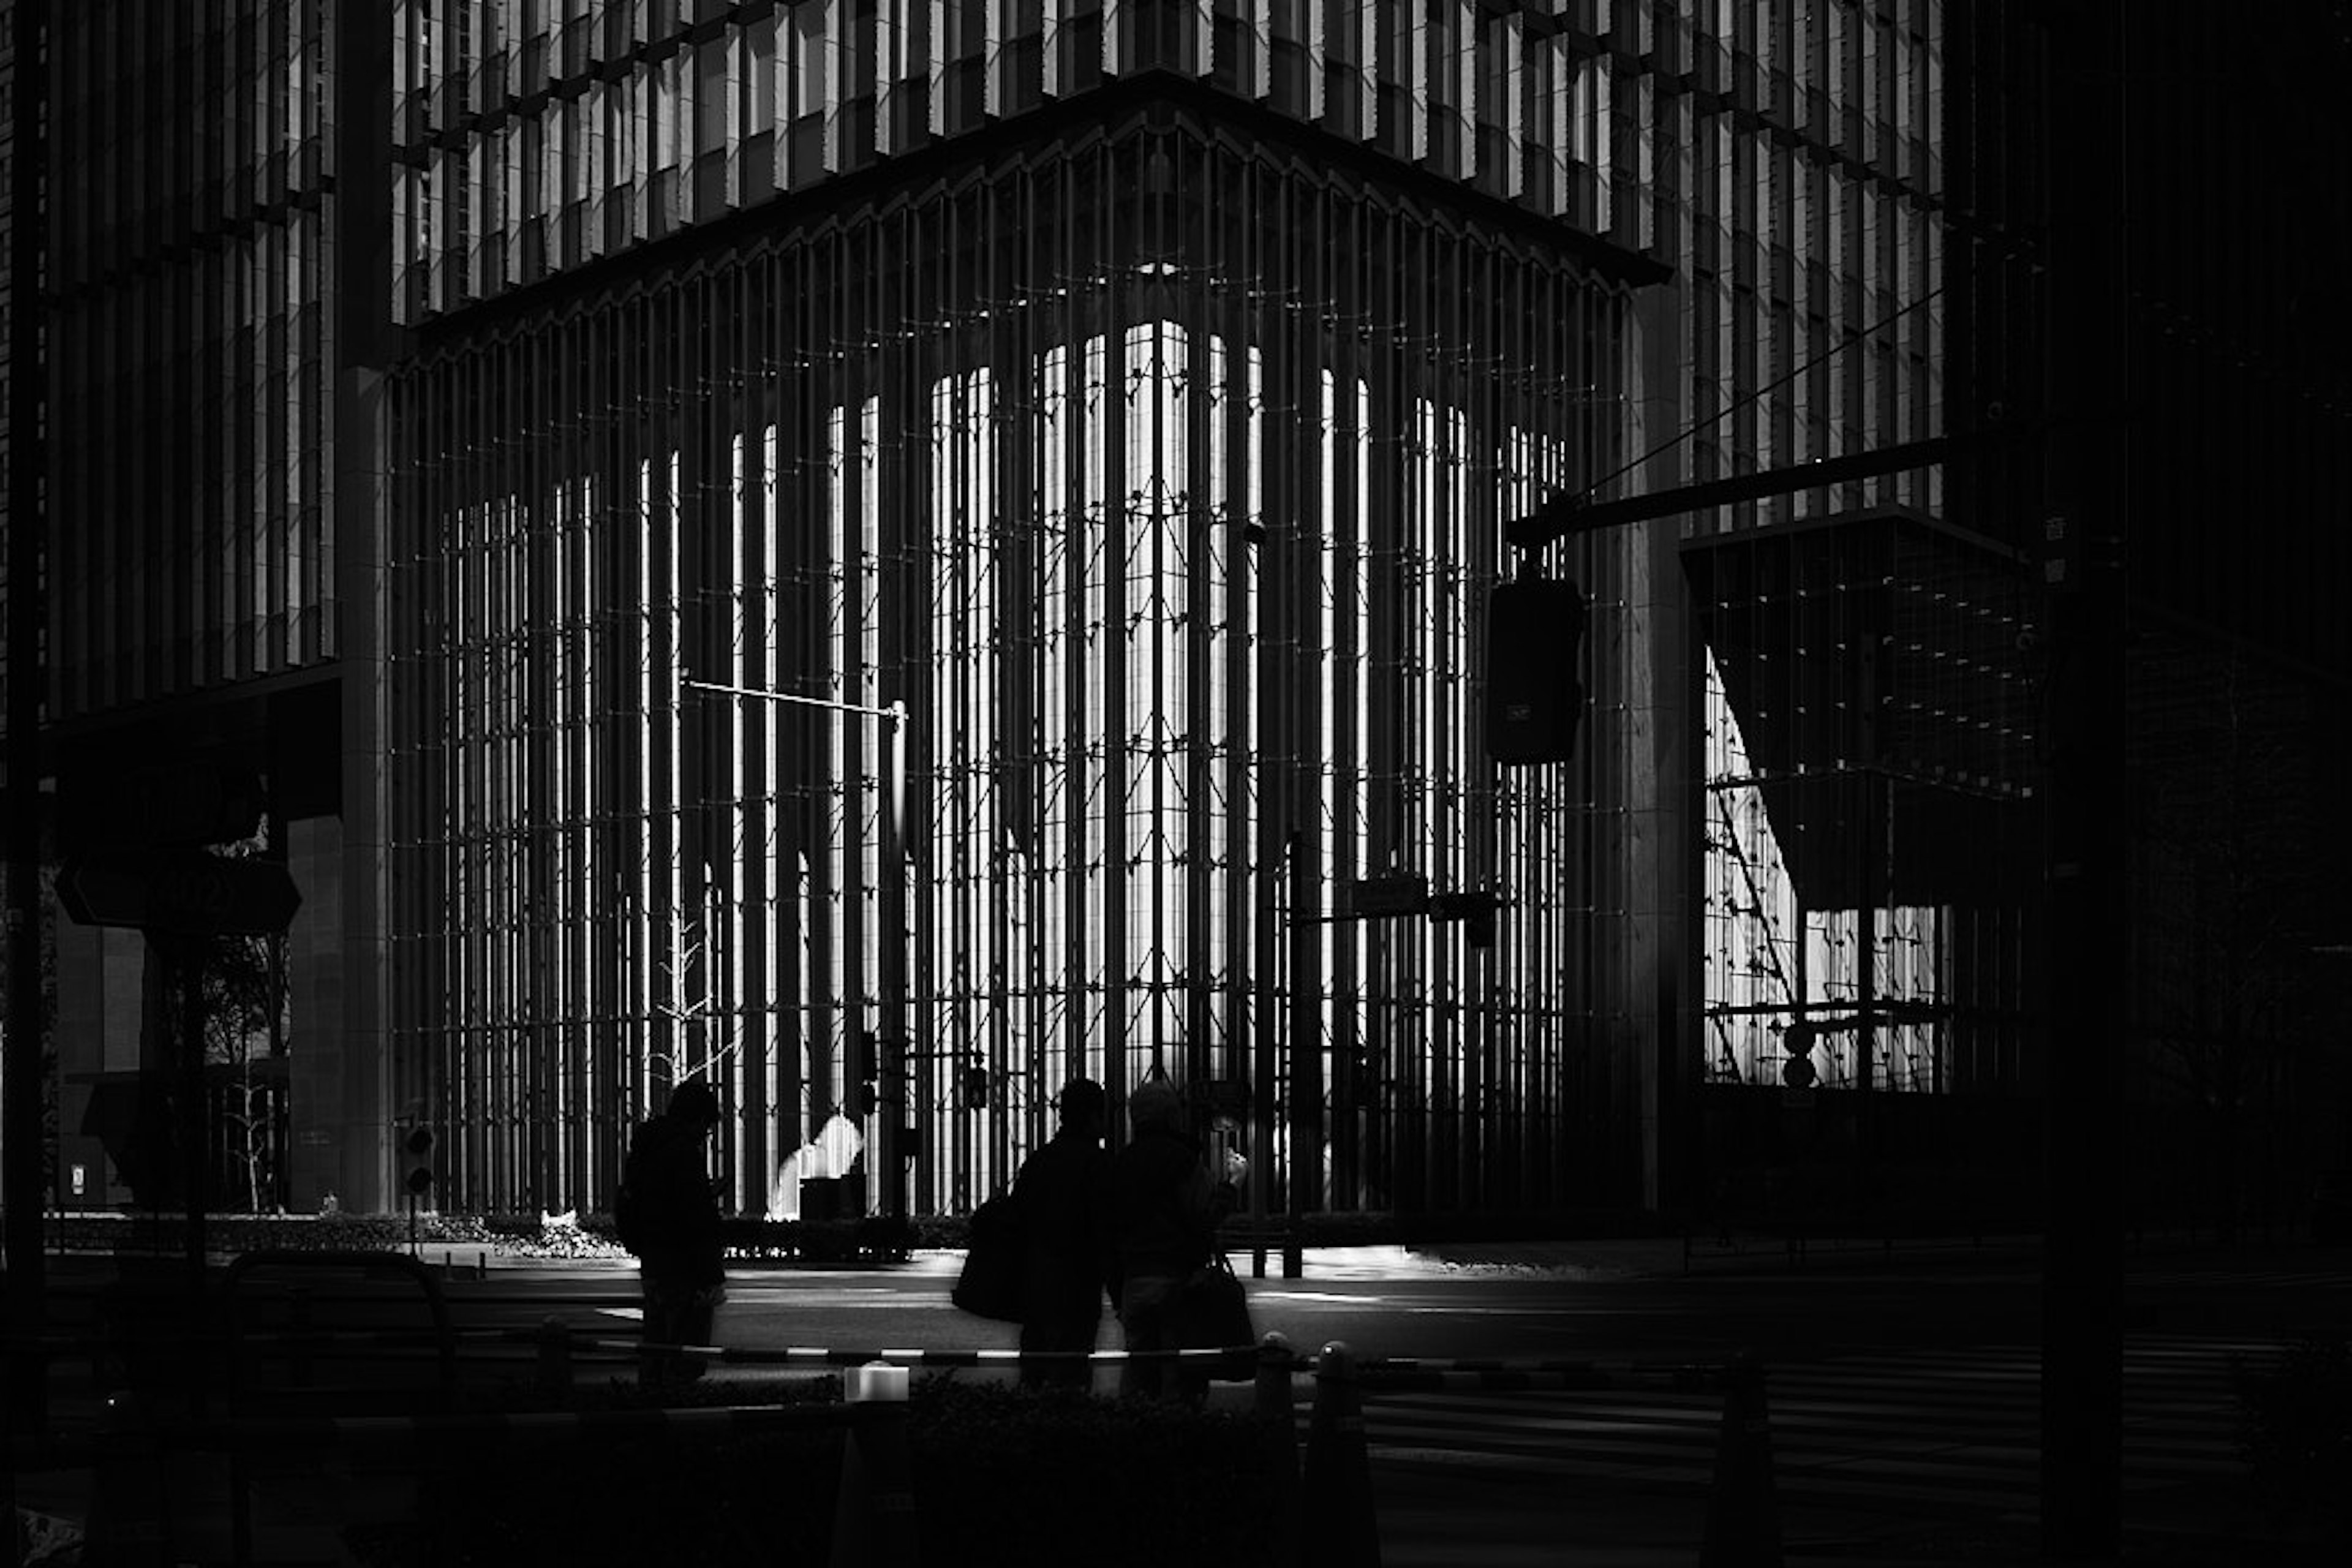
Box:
12, 2, 2342, 1234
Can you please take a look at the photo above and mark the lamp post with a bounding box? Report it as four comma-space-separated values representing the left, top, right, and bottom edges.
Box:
682, 678, 910, 1226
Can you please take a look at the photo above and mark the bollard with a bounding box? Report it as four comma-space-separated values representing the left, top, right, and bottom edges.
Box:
1299, 1341, 1381, 1568
1698, 1356, 1783, 1568
288, 1286, 315, 1387
1254, 1333, 1302, 1565
830, 1362, 919, 1568
536, 1316, 574, 1395
1254, 1332, 1300, 1441
84, 1393, 168, 1568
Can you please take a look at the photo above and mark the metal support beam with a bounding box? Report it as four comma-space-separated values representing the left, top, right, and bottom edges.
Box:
1507, 438, 1951, 551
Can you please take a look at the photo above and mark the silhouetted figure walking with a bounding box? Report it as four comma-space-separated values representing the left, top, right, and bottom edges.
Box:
1112, 1076, 1235, 1402
1012, 1076, 1118, 1389
617, 1077, 726, 1385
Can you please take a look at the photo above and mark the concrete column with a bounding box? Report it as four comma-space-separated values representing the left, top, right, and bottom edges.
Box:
327, 0, 396, 1214
1616, 281, 1698, 1215
286, 815, 380, 1211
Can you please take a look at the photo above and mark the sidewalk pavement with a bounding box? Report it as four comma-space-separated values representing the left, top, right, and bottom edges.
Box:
49, 1223, 2279, 1284
1239, 1228, 2324, 1283
1290, 1233, 2038, 1280
874, 1231, 2040, 1284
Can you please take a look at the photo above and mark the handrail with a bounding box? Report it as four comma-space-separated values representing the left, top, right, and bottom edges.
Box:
562, 1332, 1749, 1389
17, 1317, 1749, 1385
555, 1335, 1271, 1369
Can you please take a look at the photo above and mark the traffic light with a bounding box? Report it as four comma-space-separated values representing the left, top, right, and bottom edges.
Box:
1485, 575, 1586, 764
848, 1030, 880, 1116
1430, 890, 1498, 949
402, 1126, 435, 1199
960, 1066, 990, 1110
1781, 1022, 1820, 1090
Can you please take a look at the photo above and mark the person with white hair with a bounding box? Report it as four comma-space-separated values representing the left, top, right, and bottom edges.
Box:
1110, 1072, 1235, 1401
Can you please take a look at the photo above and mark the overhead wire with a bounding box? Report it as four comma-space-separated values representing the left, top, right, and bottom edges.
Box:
1569, 284, 1950, 505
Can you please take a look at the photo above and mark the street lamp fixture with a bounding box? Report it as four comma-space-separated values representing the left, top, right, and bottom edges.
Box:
681, 677, 911, 1227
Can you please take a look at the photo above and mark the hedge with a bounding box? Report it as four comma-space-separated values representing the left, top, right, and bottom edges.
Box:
2236, 1336, 2352, 1528
346, 1375, 1296, 1568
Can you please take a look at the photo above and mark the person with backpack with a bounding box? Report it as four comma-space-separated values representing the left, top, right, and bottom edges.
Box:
1010, 1077, 1118, 1389
617, 1077, 726, 1385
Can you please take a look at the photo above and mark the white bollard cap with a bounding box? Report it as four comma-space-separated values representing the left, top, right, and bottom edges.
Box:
846, 1360, 910, 1403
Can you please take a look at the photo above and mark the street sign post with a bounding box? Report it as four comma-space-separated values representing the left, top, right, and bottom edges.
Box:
55, 850, 303, 936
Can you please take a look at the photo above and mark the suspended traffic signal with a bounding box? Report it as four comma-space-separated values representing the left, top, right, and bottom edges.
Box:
1430, 890, 1499, 949
960, 1067, 990, 1110
403, 1126, 436, 1197
1485, 576, 1586, 764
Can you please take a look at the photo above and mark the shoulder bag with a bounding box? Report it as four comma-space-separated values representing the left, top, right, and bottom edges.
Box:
1174, 1248, 1254, 1350
951, 1191, 1027, 1323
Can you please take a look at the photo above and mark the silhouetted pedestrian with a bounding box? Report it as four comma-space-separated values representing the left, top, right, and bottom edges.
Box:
1012, 1076, 1118, 1389
616, 1077, 726, 1385
1112, 1075, 1235, 1402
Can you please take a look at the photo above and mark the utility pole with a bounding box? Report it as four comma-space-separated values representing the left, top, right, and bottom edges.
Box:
2039, 2, 2130, 1556
3, 0, 49, 1442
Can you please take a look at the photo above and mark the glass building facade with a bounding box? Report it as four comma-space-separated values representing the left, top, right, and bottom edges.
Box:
379, 0, 1977, 1220
388, 117, 1643, 1217
23, 2, 2351, 1233
43, 0, 343, 710
32, 0, 2107, 1224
